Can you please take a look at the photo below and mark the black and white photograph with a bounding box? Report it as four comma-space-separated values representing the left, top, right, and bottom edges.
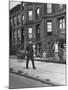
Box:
9, 0, 66, 89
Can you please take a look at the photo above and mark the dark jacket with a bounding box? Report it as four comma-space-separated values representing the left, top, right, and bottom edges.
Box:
26, 43, 34, 57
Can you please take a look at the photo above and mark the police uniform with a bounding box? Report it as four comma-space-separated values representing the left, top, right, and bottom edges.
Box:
26, 43, 36, 69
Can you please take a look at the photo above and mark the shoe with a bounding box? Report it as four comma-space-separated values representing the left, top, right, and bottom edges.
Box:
26, 67, 29, 69
33, 67, 36, 69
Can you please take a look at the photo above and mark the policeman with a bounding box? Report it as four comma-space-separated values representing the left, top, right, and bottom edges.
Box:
26, 40, 36, 69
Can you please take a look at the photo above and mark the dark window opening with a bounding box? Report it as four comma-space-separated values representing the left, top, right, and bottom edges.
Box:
17, 14, 20, 25
47, 32, 52, 35
21, 29, 24, 44
36, 24, 40, 41
13, 16, 16, 26
22, 15, 24, 24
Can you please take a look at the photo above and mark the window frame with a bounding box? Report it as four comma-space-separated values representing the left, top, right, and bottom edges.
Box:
28, 10, 32, 20
36, 7, 40, 19
10, 17, 13, 27
13, 16, 16, 26
47, 3, 52, 13
36, 7, 40, 16
22, 15, 24, 24
54, 42, 59, 52
28, 27, 32, 39
13, 29, 17, 43
59, 18, 65, 33
17, 29, 21, 41
47, 21, 52, 32
17, 14, 20, 24
36, 24, 40, 41
59, 4, 63, 9
23, 2, 24, 6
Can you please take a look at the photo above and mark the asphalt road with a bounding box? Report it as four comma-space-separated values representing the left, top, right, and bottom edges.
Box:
9, 73, 51, 89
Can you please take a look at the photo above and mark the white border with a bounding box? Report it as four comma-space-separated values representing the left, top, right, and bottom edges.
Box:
0, 0, 68, 90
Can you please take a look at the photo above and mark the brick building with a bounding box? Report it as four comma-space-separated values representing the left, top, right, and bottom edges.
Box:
9, 2, 66, 61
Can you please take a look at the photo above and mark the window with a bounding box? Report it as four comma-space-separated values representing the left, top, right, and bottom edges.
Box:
59, 4, 63, 9
17, 14, 20, 24
36, 24, 40, 41
13, 30, 17, 44
36, 44, 40, 56
47, 21, 52, 32
37, 8, 40, 16
36, 7, 40, 19
23, 3, 24, 6
17, 29, 21, 47
13, 16, 16, 26
22, 15, 24, 24
54, 42, 58, 52
63, 43, 66, 60
28, 28, 32, 38
10, 18, 12, 27
47, 4, 52, 13
22, 2, 24, 10
18, 29, 21, 41
21, 29, 24, 44
59, 18, 65, 33
28, 11, 32, 20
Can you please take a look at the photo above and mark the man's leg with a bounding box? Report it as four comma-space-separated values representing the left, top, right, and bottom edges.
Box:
26, 56, 29, 69
31, 56, 36, 69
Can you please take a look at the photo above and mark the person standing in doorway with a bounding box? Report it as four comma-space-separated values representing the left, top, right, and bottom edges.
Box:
53, 42, 59, 61
42, 51, 46, 60
26, 40, 36, 69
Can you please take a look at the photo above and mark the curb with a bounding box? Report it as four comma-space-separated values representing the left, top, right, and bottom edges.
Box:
9, 68, 64, 86
35, 59, 66, 64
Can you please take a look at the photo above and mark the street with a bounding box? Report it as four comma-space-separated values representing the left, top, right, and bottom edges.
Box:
9, 73, 51, 89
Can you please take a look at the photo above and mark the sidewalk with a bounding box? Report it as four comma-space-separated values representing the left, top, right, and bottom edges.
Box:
9, 57, 66, 86
9, 55, 66, 64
